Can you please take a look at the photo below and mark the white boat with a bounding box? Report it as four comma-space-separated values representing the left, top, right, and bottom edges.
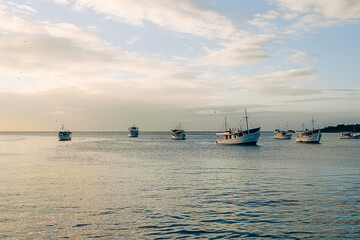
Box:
171, 124, 186, 140
128, 125, 139, 137
295, 118, 322, 143
58, 124, 72, 141
216, 109, 261, 145
274, 129, 292, 140
340, 132, 360, 139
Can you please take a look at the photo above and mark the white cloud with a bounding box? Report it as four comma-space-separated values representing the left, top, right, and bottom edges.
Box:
249, 10, 279, 29
66, 0, 236, 39
275, 0, 360, 31
288, 14, 354, 32
276, 0, 360, 19
287, 50, 314, 64
0, 8, 220, 104
204, 41, 267, 66
52, 0, 72, 5
126, 36, 139, 45
0, 8, 42, 34
258, 10, 280, 20
7, 2, 37, 15
1, 0, 358, 130
48, 0, 278, 68
50, 110, 67, 115
231, 68, 319, 97
282, 12, 298, 20
191, 34, 275, 67
248, 19, 273, 29
250, 68, 317, 84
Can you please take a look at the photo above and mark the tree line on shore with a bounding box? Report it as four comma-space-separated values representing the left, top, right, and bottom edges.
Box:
321, 124, 360, 133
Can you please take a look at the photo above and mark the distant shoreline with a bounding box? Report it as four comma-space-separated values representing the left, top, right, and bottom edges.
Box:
321, 124, 360, 133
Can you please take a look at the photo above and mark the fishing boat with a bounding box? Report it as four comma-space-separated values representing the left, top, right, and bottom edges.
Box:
128, 125, 139, 137
216, 109, 261, 145
171, 123, 186, 140
274, 122, 292, 139
58, 124, 72, 141
274, 129, 292, 140
295, 117, 322, 143
340, 132, 360, 139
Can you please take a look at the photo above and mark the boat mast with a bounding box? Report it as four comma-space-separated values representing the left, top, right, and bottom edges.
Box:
245, 109, 249, 133
311, 117, 315, 130
224, 116, 227, 131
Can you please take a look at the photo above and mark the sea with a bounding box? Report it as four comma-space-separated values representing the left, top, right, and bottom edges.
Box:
0, 131, 359, 239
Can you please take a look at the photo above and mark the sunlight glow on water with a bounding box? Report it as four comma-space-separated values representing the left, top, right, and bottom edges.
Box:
0, 132, 359, 239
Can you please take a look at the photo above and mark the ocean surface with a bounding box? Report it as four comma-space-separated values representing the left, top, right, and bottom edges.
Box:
0, 131, 359, 239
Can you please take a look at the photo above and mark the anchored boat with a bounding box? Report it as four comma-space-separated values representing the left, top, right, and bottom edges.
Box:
274, 129, 292, 140
171, 123, 186, 140
216, 109, 261, 145
295, 117, 322, 143
340, 132, 360, 139
58, 124, 72, 141
128, 125, 139, 137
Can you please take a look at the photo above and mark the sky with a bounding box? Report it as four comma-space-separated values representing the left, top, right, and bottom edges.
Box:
0, 0, 360, 131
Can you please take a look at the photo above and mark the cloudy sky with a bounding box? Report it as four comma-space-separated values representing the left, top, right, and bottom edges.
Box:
1, 0, 360, 131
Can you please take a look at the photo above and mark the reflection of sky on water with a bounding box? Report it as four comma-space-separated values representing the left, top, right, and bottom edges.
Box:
0, 132, 359, 238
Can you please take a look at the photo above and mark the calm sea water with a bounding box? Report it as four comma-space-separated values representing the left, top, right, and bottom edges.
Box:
0, 131, 359, 239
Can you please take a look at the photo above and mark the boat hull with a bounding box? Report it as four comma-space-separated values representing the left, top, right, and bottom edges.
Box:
58, 130, 72, 141
340, 133, 360, 139
58, 135, 71, 141
128, 131, 139, 137
296, 132, 322, 143
274, 133, 292, 140
172, 132, 186, 140
216, 131, 260, 145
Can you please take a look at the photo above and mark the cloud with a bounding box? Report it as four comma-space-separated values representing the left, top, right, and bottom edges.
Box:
52, 0, 72, 5
322, 88, 360, 92
249, 68, 318, 85
1, 0, 358, 131
0, 6, 226, 112
0, 7, 42, 34
67, 0, 236, 39
202, 40, 268, 66
48, 110, 67, 115
283, 96, 360, 104
190, 34, 275, 67
258, 85, 321, 96
191, 104, 270, 115
7, 2, 37, 15
282, 12, 298, 20
0, 89, 218, 131
126, 36, 139, 45
276, 0, 360, 19
275, 0, 360, 31
49, 0, 277, 68
286, 14, 353, 33
226, 68, 319, 98
249, 10, 279, 29
287, 50, 314, 64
